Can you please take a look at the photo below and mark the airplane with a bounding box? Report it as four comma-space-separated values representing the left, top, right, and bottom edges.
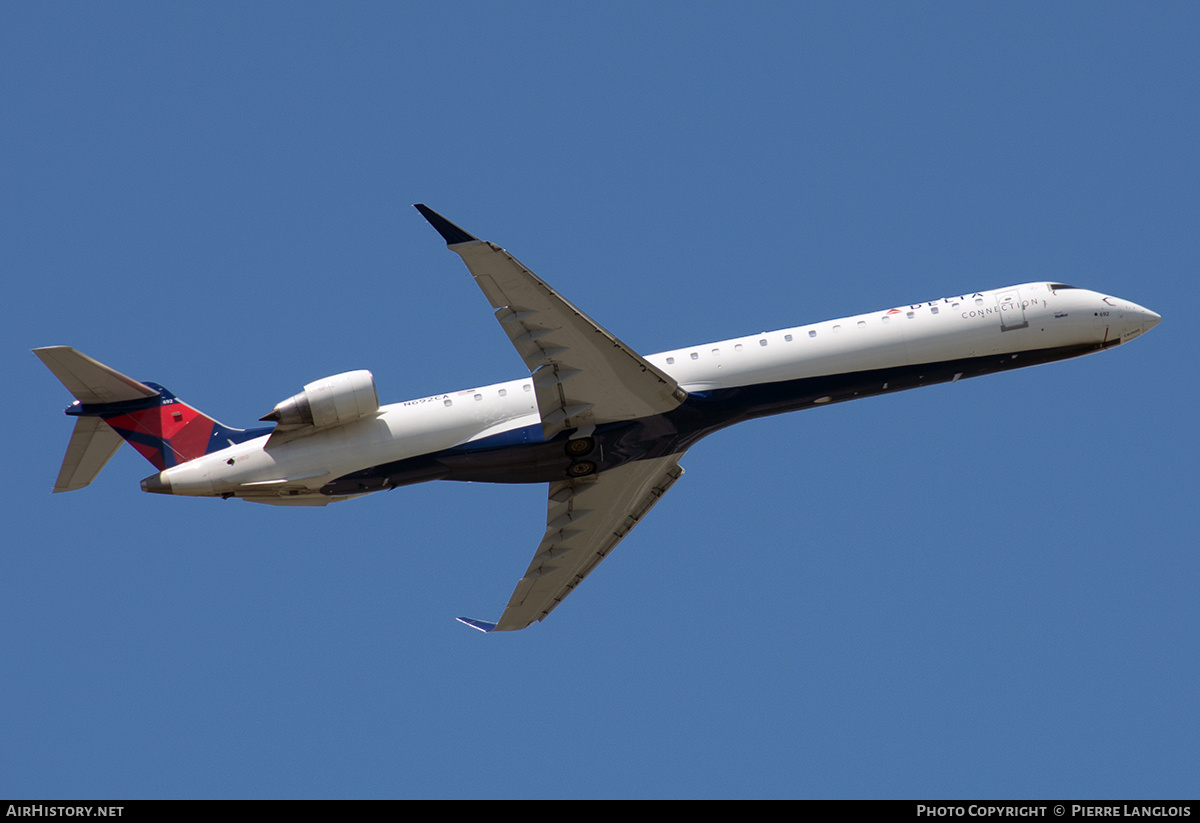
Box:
34, 205, 1161, 632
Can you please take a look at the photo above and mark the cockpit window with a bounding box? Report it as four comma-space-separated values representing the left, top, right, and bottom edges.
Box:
1048, 283, 1077, 291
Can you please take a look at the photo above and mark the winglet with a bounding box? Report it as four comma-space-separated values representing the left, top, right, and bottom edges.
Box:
455, 617, 499, 633
414, 204, 479, 246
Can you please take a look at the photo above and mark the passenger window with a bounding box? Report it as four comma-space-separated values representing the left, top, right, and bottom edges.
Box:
474, 394, 482, 401
857, 320, 866, 328
690, 352, 699, 360
499, 389, 507, 397
759, 339, 767, 346
523, 384, 531, 392
906, 312, 915, 319
930, 306, 939, 315
444, 399, 452, 407
711, 348, 720, 355
808, 330, 816, 337
784, 334, 793, 342
833, 325, 842, 333
735, 343, 744, 351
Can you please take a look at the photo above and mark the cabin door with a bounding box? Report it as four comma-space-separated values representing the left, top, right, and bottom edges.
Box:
996, 288, 1029, 332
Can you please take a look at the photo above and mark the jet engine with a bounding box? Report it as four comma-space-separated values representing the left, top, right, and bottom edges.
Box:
260, 370, 380, 431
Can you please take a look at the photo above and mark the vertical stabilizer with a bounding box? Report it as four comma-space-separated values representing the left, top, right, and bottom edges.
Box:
35, 347, 264, 489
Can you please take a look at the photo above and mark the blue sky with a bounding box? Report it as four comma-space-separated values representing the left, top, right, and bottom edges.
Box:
2, 2, 1196, 799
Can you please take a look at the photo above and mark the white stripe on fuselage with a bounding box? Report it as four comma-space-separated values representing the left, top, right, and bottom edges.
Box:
160, 282, 1142, 498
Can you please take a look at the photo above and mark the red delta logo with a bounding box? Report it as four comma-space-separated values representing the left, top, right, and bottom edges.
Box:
102, 401, 217, 470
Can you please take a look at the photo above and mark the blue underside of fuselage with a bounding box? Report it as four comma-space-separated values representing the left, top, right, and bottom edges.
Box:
317, 340, 1109, 497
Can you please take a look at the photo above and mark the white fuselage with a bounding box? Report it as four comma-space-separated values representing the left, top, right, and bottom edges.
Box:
153, 282, 1159, 503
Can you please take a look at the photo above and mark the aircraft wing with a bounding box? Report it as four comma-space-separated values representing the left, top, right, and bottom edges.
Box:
416, 205, 686, 440
458, 454, 686, 632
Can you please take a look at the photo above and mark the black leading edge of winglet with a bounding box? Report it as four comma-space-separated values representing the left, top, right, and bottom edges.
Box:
414, 204, 479, 246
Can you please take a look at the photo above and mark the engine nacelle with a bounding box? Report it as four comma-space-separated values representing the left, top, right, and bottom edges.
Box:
261, 370, 380, 431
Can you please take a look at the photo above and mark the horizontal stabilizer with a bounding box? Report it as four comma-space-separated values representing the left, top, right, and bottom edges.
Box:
53, 416, 124, 493
455, 617, 499, 633
33, 346, 158, 405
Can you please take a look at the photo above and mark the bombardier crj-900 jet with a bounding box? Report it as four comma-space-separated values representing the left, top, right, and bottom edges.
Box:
35, 206, 1161, 632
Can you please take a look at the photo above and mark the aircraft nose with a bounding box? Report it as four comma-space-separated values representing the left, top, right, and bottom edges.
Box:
1128, 302, 1161, 333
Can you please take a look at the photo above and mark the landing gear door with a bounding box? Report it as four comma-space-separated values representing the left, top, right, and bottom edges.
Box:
997, 288, 1029, 332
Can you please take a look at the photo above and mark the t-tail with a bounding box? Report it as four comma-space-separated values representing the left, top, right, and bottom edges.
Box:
33, 347, 256, 492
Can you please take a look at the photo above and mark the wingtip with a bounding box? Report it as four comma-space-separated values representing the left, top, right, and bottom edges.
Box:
455, 617, 499, 633
414, 204, 479, 246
